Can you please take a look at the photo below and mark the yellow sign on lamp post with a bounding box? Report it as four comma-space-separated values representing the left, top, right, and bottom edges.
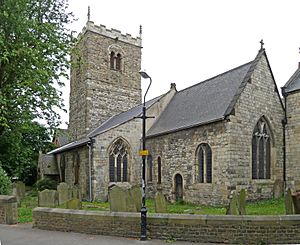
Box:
139, 150, 149, 156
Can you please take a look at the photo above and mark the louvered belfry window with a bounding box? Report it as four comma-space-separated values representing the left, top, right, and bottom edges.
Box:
197, 144, 212, 183
252, 118, 271, 179
109, 139, 128, 182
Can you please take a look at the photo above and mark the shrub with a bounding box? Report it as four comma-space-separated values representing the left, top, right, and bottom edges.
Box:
0, 166, 12, 195
35, 177, 58, 191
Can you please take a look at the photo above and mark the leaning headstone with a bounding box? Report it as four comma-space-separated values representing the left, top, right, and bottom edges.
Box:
238, 189, 246, 215
38, 189, 58, 207
285, 188, 294, 214
57, 182, 69, 205
155, 191, 167, 213
109, 185, 136, 212
66, 198, 82, 210
226, 192, 239, 215
130, 185, 142, 212
292, 191, 300, 214
12, 181, 26, 205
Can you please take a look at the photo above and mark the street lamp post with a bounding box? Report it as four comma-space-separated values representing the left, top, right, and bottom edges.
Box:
139, 71, 152, 241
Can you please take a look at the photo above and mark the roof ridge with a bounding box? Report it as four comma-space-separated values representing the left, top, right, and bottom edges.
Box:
176, 61, 253, 94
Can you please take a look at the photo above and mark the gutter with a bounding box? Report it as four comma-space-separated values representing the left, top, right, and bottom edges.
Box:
87, 138, 95, 202
281, 87, 288, 191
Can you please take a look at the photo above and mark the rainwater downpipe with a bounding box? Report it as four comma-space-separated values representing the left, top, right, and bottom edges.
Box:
282, 87, 287, 192
87, 138, 94, 202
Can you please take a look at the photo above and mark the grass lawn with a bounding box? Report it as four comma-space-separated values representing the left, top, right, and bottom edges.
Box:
18, 189, 285, 223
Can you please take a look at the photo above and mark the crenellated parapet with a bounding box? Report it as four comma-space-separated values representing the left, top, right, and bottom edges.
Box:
78, 21, 142, 47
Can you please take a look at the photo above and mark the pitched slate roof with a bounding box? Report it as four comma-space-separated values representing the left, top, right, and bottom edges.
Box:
87, 96, 162, 137
48, 137, 90, 155
147, 54, 261, 137
284, 68, 300, 94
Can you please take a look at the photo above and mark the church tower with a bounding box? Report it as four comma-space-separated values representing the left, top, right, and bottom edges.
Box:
68, 21, 142, 140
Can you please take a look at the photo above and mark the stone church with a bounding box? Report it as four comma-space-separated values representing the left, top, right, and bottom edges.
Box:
41, 21, 300, 205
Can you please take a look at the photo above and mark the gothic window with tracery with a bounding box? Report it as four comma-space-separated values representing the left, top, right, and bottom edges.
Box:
196, 144, 212, 183
109, 139, 129, 182
252, 118, 271, 179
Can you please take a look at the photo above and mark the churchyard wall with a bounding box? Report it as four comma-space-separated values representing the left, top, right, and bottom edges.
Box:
33, 207, 300, 244
0, 195, 18, 224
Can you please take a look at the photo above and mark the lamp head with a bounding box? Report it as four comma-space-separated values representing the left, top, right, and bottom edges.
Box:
139, 71, 151, 79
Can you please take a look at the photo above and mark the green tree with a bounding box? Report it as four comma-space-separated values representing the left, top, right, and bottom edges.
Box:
0, 0, 75, 183
0, 165, 12, 195
0, 121, 55, 185
0, 0, 75, 133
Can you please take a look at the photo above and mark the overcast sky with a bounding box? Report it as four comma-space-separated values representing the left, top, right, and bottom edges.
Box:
59, 0, 300, 127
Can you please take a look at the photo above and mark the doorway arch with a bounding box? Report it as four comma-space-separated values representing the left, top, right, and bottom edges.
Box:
174, 173, 183, 201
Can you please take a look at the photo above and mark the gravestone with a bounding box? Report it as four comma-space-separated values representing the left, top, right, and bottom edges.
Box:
238, 189, 246, 215
12, 181, 26, 205
285, 188, 294, 214
226, 192, 239, 215
154, 191, 167, 213
38, 189, 58, 207
130, 185, 142, 212
273, 180, 283, 198
292, 191, 300, 214
57, 182, 69, 205
69, 186, 81, 200
108, 185, 136, 212
66, 198, 82, 210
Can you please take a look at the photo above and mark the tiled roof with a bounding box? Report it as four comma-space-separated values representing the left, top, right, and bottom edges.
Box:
284, 68, 300, 94
147, 61, 254, 137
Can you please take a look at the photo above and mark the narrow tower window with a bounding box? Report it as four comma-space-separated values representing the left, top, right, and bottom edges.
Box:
109, 52, 122, 71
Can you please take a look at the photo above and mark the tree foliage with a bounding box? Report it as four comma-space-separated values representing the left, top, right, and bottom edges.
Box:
0, 165, 12, 195
0, 0, 75, 132
0, 0, 75, 183
0, 121, 55, 185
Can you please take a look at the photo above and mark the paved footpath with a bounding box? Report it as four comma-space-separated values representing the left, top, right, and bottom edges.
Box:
0, 223, 218, 245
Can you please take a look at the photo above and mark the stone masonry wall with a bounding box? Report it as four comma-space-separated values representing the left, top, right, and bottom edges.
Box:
0, 195, 18, 224
57, 147, 89, 200
225, 53, 284, 201
33, 207, 300, 244
92, 119, 142, 201
286, 91, 300, 189
146, 121, 230, 205
69, 22, 142, 140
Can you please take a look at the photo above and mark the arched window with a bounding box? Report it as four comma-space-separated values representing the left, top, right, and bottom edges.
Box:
116, 53, 122, 70
109, 52, 122, 71
157, 156, 162, 184
74, 153, 80, 185
147, 155, 153, 182
60, 154, 65, 182
110, 51, 115, 69
109, 139, 129, 182
196, 144, 212, 183
252, 118, 271, 179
